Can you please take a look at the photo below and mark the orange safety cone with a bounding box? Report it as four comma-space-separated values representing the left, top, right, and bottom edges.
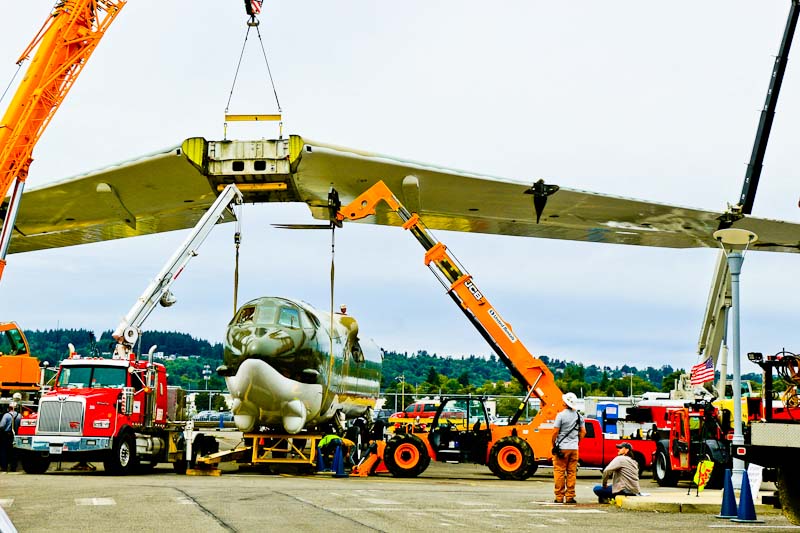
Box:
332, 445, 348, 478
731, 470, 764, 523
715, 469, 737, 519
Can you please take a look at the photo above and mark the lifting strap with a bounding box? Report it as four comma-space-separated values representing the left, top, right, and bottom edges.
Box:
233, 204, 243, 315
320, 224, 337, 409
223, 12, 283, 139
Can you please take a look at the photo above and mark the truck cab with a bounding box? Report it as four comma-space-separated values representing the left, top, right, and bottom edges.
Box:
577, 418, 655, 473
15, 351, 185, 475
653, 401, 729, 487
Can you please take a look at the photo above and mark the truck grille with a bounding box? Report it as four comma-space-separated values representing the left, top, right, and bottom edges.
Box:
38, 400, 84, 434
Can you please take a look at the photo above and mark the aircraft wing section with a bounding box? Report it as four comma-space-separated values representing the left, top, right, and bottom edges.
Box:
7, 135, 800, 254
296, 139, 800, 253
7, 143, 232, 254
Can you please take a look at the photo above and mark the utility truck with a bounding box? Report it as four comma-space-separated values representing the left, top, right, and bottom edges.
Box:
732, 350, 800, 525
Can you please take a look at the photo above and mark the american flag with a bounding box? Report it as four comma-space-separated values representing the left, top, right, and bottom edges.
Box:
245, 0, 263, 15
690, 358, 715, 385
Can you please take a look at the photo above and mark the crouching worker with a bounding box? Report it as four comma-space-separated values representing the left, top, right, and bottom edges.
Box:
318, 433, 356, 469
593, 442, 641, 503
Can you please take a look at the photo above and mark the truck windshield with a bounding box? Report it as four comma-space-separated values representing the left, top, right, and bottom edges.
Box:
58, 366, 127, 388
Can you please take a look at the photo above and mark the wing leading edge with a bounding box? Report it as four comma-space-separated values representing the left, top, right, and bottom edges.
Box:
6, 135, 800, 254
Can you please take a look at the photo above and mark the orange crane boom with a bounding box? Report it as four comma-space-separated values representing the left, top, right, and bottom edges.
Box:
0, 0, 125, 280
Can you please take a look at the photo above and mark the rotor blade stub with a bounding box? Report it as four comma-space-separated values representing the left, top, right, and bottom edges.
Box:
524, 179, 560, 223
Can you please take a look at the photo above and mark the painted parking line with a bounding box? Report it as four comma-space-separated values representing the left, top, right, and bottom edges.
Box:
75, 498, 116, 506
363, 498, 401, 506
331, 508, 606, 514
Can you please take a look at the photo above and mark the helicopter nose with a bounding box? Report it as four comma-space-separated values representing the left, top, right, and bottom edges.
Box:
244, 327, 295, 358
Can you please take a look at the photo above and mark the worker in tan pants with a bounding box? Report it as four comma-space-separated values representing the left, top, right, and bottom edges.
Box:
551, 392, 586, 504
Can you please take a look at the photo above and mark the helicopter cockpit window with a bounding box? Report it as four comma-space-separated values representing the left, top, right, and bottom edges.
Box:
236, 306, 257, 324
278, 307, 300, 328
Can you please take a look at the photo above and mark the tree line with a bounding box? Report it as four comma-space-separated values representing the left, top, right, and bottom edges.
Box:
23, 329, 762, 399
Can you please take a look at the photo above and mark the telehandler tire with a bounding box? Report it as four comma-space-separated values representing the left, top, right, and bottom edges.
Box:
384, 434, 430, 478
488, 436, 534, 480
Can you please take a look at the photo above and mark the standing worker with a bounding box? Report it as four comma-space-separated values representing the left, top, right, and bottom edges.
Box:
0, 402, 21, 472
551, 392, 585, 504
593, 442, 641, 503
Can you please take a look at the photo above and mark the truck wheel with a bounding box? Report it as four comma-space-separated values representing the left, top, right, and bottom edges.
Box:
632, 452, 646, 477
778, 465, 800, 525
654, 449, 678, 487
345, 425, 363, 463
383, 434, 430, 478
20, 453, 50, 474
172, 460, 188, 475
104, 432, 138, 475
707, 461, 726, 490
488, 436, 534, 480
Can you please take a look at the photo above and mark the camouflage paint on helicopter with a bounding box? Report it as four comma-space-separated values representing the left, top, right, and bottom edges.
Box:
219, 296, 382, 433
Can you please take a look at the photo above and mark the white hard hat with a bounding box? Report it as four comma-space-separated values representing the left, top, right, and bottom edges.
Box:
562, 392, 579, 410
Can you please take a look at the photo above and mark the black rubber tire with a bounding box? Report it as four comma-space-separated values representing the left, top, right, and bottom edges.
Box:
778, 465, 800, 525
524, 460, 539, 478
345, 425, 363, 463
632, 452, 646, 477
707, 461, 726, 490
383, 434, 430, 478
20, 453, 50, 474
172, 460, 188, 475
654, 449, 678, 487
104, 432, 138, 475
488, 436, 534, 480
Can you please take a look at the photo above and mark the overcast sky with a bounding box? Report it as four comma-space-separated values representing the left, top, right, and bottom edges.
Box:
2, 1, 799, 375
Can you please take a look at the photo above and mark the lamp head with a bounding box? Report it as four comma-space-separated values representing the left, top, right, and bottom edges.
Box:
712, 228, 758, 247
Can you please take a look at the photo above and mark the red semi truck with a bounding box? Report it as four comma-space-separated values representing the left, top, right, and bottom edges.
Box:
14, 348, 189, 474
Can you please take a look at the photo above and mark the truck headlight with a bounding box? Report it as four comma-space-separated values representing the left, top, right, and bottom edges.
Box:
20, 419, 36, 427
93, 419, 111, 429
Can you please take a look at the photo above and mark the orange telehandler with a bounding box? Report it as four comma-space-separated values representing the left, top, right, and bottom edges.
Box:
334, 180, 566, 479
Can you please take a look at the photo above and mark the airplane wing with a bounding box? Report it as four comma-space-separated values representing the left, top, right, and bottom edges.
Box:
6, 135, 800, 254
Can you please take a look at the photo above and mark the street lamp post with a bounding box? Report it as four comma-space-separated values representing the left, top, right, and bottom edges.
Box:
202, 364, 212, 410
396, 374, 405, 412
713, 228, 757, 489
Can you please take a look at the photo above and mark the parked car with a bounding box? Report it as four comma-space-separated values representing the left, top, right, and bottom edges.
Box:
192, 410, 217, 421
373, 409, 394, 423
193, 410, 233, 422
